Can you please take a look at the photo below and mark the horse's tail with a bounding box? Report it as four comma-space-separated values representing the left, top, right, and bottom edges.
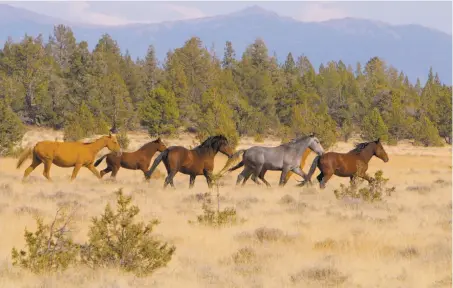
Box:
94, 154, 108, 167
16, 147, 33, 169
306, 155, 321, 181
214, 149, 246, 179
145, 149, 169, 180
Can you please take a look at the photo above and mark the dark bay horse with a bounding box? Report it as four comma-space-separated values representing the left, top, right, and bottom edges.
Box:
94, 138, 167, 179
303, 138, 389, 189
145, 135, 234, 189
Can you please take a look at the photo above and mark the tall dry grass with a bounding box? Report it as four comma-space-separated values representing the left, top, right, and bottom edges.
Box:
0, 128, 451, 288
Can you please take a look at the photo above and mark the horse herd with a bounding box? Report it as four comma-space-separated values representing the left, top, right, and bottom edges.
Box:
15, 132, 390, 190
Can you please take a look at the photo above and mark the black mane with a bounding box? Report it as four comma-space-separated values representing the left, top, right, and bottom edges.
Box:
197, 135, 229, 150
349, 141, 375, 153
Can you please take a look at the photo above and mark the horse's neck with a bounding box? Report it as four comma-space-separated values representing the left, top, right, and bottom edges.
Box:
359, 145, 375, 163
86, 138, 106, 154
140, 144, 157, 157
195, 146, 217, 157
291, 142, 309, 157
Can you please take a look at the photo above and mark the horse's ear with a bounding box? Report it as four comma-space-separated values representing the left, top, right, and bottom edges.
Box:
376, 138, 380, 143
309, 132, 315, 137
157, 137, 161, 142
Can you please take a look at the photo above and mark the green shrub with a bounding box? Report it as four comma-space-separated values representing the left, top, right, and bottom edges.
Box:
412, 116, 444, 147
80, 189, 175, 276
11, 204, 79, 274
117, 130, 130, 150
333, 170, 395, 202
254, 134, 264, 143
190, 188, 244, 227
0, 100, 25, 156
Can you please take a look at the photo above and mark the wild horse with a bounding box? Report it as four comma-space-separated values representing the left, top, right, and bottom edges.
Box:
303, 138, 389, 189
16, 132, 122, 182
245, 149, 312, 186
218, 134, 324, 187
94, 138, 167, 179
145, 135, 234, 189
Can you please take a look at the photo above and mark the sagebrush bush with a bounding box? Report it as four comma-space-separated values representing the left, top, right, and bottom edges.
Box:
80, 189, 175, 276
117, 130, 130, 150
191, 188, 243, 227
334, 170, 395, 202
11, 205, 79, 274
254, 134, 264, 143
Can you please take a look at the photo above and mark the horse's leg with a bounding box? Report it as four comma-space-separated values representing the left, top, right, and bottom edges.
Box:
251, 164, 264, 186
23, 155, 42, 181
236, 167, 249, 186
86, 164, 101, 179
42, 159, 53, 182
203, 169, 213, 189
290, 167, 309, 184
279, 168, 290, 186
165, 170, 177, 189
70, 164, 82, 181
100, 166, 112, 178
189, 175, 196, 189
316, 172, 324, 183
257, 169, 271, 188
110, 165, 120, 180
319, 171, 333, 189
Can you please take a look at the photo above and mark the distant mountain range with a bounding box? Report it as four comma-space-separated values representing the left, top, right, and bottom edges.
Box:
0, 4, 451, 85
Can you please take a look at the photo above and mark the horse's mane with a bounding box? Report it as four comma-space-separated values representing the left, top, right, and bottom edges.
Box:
282, 135, 312, 146
349, 141, 375, 153
138, 138, 161, 150
197, 135, 228, 149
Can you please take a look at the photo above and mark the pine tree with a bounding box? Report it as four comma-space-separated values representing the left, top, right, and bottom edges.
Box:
140, 86, 179, 136
361, 108, 389, 141
0, 99, 25, 154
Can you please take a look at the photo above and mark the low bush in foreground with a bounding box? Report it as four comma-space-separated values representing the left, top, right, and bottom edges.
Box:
190, 187, 244, 227
80, 189, 175, 276
11, 204, 79, 273
11, 189, 175, 277
334, 170, 395, 202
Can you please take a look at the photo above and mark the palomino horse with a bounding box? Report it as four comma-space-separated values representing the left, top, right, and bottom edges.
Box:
16, 133, 122, 182
218, 134, 325, 187
145, 135, 234, 189
94, 138, 167, 179
245, 149, 312, 186
303, 138, 389, 189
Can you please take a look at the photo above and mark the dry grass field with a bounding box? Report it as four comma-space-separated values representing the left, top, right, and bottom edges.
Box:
0, 128, 451, 288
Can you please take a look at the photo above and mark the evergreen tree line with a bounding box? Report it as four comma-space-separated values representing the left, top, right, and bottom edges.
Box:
0, 25, 451, 153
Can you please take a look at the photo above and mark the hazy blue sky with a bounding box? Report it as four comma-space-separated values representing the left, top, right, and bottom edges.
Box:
4, 1, 452, 34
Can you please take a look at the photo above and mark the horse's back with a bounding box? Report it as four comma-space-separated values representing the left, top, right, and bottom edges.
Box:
35, 141, 87, 166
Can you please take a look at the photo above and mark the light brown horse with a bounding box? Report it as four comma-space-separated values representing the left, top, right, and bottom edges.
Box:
16, 133, 122, 182
94, 138, 167, 179
245, 149, 312, 186
303, 138, 389, 189
145, 135, 234, 189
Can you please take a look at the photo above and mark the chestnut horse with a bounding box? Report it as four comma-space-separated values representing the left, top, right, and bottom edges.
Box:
16, 133, 122, 182
94, 138, 167, 179
303, 138, 389, 189
145, 135, 234, 189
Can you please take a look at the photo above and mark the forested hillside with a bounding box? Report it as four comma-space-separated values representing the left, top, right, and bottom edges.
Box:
0, 25, 451, 154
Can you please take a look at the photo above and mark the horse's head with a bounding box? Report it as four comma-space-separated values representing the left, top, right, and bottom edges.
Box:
106, 132, 122, 156
213, 135, 234, 158
154, 137, 167, 152
374, 138, 389, 163
308, 134, 325, 156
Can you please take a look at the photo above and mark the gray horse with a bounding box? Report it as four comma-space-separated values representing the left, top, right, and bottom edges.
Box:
218, 134, 325, 187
